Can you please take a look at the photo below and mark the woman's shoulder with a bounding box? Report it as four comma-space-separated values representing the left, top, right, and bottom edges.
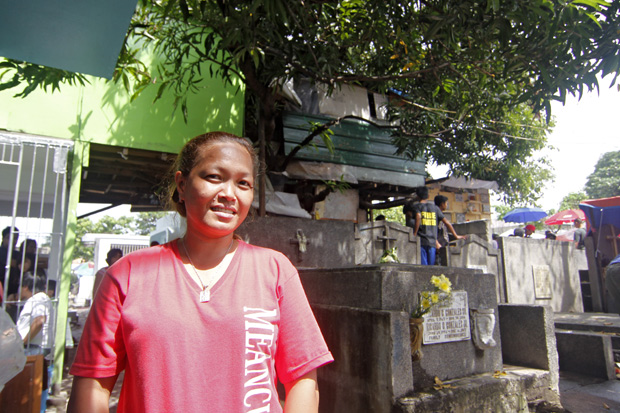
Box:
238, 240, 288, 260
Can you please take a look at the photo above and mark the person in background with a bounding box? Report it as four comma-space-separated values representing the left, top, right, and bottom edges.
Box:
16, 273, 52, 412
5, 252, 36, 322
91, 248, 123, 297
1, 226, 19, 292
375, 214, 386, 221
405, 186, 443, 265
605, 253, 620, 315
433, 195, 467, 265
20, 238, 38, 255
491, 233, 500, 249
68, 131, 333, 412
16, 274, 51, 354
524, 224, 536, 238
573, 218, 586, 249
545, 230, 557, 240
1, 225, 19, 253
512, 228, 525, 237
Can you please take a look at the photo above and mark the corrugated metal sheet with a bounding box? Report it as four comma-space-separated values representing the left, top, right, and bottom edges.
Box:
0, 0, 138, 78
283, 113, 425, 176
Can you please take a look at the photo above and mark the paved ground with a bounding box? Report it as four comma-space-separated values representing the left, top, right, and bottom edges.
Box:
560, 371, 620, 413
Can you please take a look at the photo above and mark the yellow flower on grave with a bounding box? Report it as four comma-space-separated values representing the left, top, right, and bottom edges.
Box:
431, 274, 452, 293
411, 275, 453, 318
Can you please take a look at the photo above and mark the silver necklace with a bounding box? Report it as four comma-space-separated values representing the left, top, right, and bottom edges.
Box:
181, 238, 234, 302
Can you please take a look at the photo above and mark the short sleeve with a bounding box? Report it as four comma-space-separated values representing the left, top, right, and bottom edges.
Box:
70, 262, 128, 378
413, 202, 422, 215
30, 297, 49, 319
274, 262, 333, 384
436, 205, 445, 222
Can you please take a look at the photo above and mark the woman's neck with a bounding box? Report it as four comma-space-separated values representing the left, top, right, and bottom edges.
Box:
181, 232, 236, 270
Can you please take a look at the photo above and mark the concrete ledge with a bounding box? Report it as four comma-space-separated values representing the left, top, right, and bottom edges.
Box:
555, 330, 616, 380
554, 312, 620, 335
394, 366, 560, 413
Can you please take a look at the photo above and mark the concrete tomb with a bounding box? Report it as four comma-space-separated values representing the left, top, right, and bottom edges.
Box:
299, 265, 560, 412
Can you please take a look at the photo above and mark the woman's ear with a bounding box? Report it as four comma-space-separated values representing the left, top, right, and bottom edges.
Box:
174, 171, 186, 201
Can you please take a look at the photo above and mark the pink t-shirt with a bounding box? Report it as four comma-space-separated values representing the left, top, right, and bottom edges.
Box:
71, 240, 333, 412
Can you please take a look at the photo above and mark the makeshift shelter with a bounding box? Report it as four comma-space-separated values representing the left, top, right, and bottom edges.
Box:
580, 196, 620, 259
578, 196, 620, 312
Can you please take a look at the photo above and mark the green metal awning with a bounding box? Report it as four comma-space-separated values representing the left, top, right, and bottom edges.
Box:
0, 0, 138, 78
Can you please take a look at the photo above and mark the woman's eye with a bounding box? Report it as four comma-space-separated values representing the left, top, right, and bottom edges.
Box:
205, 174, 221, 181
239, 180, 253, 189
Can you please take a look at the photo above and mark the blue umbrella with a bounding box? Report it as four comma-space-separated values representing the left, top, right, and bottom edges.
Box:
503, 207, 548, 223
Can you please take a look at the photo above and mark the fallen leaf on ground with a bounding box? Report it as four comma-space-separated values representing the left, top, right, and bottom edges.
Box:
433, 376, 452, 390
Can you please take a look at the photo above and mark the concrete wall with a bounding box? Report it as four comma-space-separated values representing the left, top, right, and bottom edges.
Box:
499, 237, 585, 312
236, 216, 355, 268
449, 234, 504, 302
355, 221, 419, 265
314, 305, 413, 413
453, 220, 492, 242
556, 331, 616, 380
498, 304, 559, 393
0, 51, 244, 154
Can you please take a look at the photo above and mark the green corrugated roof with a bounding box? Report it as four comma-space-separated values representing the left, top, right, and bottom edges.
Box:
283, 112, 425, 175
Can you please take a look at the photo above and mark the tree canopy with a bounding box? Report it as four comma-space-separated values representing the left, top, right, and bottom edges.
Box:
72, 212, 168, 261
585, 150, 620, 199
2, 0, 619, 206
558, 191, 588, 211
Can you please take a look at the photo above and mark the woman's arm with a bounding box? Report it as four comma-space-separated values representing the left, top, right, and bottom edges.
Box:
67, 375, 118, 413
283, 369, 319, 413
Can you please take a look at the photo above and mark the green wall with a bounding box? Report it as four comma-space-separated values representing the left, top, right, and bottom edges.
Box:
0, 58, 245, 154
0, 55, 244, 387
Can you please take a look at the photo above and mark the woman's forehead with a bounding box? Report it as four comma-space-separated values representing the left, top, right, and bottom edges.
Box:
196, 141, 253, 169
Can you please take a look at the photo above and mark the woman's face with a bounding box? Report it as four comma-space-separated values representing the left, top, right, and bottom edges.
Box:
175, 141, 255, 239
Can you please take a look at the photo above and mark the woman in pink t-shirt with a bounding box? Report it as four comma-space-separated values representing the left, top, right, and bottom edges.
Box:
68, 132, 333, 412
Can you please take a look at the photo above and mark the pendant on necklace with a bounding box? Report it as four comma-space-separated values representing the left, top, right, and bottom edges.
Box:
200, 289, 210, 303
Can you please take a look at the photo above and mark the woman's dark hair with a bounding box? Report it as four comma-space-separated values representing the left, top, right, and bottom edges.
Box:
165, 132, 259, 217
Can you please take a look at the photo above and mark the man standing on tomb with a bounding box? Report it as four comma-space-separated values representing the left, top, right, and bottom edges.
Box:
404, 186, 444, 265
573, 218, 586, 249
434, 195, 467, 265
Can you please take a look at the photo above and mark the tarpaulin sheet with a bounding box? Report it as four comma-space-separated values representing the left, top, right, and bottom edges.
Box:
579, 196, 620, 231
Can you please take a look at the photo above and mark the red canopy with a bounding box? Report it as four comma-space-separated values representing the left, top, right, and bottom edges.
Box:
545, 209, 585, 226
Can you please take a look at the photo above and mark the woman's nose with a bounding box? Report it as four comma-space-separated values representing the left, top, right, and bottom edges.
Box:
218, 181, 235, 200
